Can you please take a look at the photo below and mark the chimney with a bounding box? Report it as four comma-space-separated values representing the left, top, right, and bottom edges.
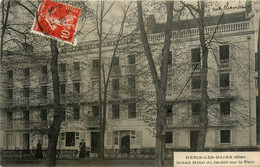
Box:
245, 0, 253, 18
147, 15, 156, 33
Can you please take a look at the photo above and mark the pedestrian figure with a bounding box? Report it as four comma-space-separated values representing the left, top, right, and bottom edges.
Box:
86, 146, 90, 159
79, 139, 86, 158
35, 140, 43, 159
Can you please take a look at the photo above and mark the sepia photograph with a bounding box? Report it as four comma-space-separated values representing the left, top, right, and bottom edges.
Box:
0, 0, 260, 166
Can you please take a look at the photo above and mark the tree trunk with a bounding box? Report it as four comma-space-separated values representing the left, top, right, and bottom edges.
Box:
196, 1, 209, 151
137, 1, 173, 167
0, 1, 10, 62
46, 39, 62, 167
155, 91, 167, 167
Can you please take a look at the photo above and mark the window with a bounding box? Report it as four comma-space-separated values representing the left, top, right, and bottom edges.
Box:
23, 110, 29, 122
92, 59, 100, 69
191, 76, 201, 89
167, 105, 172, 117
24, 87, 30, 97
112, 79, 119, 90
112, 57, 119, 66
7, 112, 12, 122
257, 97, 260, 144
61, 107, 66, 121
219, 45, 229, 60
112, 104, 119, 119
114, 131, 119, 145
165, 131, 173, 144
7, 70, 13, 79
191, 48, 200, 62
128, 103, 136, 118
24, 68, 30, 77
41, 109, 47, 121
41, 86, 47, 96
73, 105, 80, 120
168, 51, 173, 65
65, 132, 75, 146
192, 103, 201, 116
92, 106, 99, 117
220, 130, 231, 144
59, 63, 66, 73
220, 73, 229, 88
128, 77, 136, 89
220, 101, 230, 115
60, 84, 66, 95
255, 53, 259, 71
73, 62, 80, 71
42, 65, 47, 75
7, 89, 13, 99
73, 83, 80, 93
128, 55, 135, 64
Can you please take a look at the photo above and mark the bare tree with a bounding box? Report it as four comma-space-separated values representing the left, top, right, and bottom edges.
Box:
137, 1, 173, 167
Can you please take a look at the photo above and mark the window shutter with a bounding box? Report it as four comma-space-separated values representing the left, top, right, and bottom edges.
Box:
108, 106, 112, 119
173, 132, 178, 146
256, 53, 259, 71
136, 130, 142, 148
215, 130, 220, 146
216, 74, 219, 88
106, 131, 112, 149
230, 73, 235, 88
231, 129, 236, 145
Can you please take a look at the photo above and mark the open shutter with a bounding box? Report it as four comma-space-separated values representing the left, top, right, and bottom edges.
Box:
231, 129, 236, 145
215, 130, 220, 146
256, 53, 259, 71
173, 131, 178, 146
136, 130, 142, 148
106, 131, 112, 149
230, 73, 235, 88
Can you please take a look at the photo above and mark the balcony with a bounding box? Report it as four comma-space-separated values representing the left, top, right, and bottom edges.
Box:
219, 59, 230, 70
91, 68, 99, 79
39, 75, 48, 84
87, 117, 99, 127
6, 78, 13, 87
111, 90, 119, 99
125, 64, 136, 75
71, 71, 80, 81
22, 76, 30, 85
191, 89, 201, 99
111, 67, 121, 76
219, 87, 238, 98
21, 97, 30, 106
5, 122, 13, 129
191, 62, 201, 72
59, 73, 67, 82
72, 93, 81, 103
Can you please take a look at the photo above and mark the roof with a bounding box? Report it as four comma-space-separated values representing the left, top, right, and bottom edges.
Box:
153, 11, 250, 33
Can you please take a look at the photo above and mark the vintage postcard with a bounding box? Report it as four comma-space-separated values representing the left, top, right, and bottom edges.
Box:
0, 0, 260, 167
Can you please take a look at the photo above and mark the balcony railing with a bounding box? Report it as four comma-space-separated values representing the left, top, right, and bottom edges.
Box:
111, 67, 121, 76
59, 73, 67, 82
21, 97, 30, 106
111, 90, 119, 99
91, 68, 99, 78
39, 75, 48, 83
191, 62, 201, 72
61, 21, 250, 53
72, 93, 81, 103
22, 76, 30, 85
71, 71, 80, 81
219, 59, 230, 70
87, 117, 99, 127
219, 87, 238, 98
6, 78, 13, 87
125, 64, 136, 75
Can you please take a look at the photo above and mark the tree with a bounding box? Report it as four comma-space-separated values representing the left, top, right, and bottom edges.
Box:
137, 1, 173, 167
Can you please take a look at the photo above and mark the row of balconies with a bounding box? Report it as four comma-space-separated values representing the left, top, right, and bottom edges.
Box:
191, 59, 231, 72
2, 86, 236, 108
166, 86, 238, 101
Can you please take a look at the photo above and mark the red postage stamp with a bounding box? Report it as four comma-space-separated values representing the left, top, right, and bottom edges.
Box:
32, 0, 81, 45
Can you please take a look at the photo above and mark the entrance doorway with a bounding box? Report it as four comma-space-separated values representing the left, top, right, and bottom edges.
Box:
120, 131, 130, 154
91, 132, 100, 153
190, 131, 199, 151
23, 134, 29, 150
